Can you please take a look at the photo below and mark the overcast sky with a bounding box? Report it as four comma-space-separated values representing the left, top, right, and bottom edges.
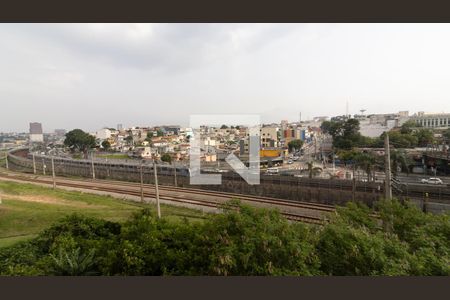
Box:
1, 23, 450, 133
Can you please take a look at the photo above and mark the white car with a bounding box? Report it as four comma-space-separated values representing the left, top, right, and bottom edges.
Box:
287, 160, 293, 164
421, 178, 444, 185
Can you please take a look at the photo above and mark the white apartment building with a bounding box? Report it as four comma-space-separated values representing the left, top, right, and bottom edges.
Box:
96, 128, 112, 140
411, 112, 450, 129
357, 111, 411, 137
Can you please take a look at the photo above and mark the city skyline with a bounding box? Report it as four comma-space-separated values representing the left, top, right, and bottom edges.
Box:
2, 24, 450, 132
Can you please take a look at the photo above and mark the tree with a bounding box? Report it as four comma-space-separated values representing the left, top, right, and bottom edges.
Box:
380, 131, 418, 148
101, 140, 111, 151
288, 139, 304, 152
414, 128, 435, 147
220, 125, 228, 129
354, 152, 377, 182
124, 135, 133, 145
390, 150, 410, 177
321, 119, 364, 150
161, 153, 172, 163
64, 129, 96, 156
443, 128, 450, 141
156, 130, 164, 137
400, 120, 418, 134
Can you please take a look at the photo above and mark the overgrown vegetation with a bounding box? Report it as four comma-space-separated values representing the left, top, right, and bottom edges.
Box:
64, 129, 96, 157
0, 198, 448, 276
321, 119, 436, 150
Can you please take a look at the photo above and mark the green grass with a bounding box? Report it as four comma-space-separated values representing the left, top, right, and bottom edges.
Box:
0, 181, 206, 247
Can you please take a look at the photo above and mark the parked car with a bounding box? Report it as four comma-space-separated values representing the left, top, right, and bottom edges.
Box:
420, 177, 444, 185
287, 160, 293, 164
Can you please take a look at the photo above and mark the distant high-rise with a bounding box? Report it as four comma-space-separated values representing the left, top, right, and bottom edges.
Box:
117, 124, 123, 131
29, 122, 44, 142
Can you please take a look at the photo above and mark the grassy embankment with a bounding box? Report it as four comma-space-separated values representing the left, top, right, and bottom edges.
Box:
0, 180, 206, 248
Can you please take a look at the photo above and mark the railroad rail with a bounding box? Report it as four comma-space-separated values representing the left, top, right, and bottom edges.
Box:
0, 171, 330, 225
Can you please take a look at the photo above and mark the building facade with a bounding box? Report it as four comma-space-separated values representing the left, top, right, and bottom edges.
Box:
29, 122, 44, 143
411, 112, 450, 129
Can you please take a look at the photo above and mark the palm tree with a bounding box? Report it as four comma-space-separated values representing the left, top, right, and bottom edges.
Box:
390, 150, 410, 177
50, 247, 96, 275
354, 152, 377, 182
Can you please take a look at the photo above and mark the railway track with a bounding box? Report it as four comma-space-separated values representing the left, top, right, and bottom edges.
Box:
0, 172, 330, 225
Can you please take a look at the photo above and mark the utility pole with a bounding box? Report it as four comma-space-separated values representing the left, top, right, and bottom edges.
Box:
384, 133, 392, 200
153, 161, 161, 218
5, 153, 8, 170
352, 163, 356, 202
173, 161, 177, 187
314, 136, 317, 160
139, 163, 144, 202
32, 153, 36, 174
91, 151, 95, 180
106, 158, 110, 177
51, 157, 56, 189
332, 151, 335, 174
42, 158, 46, 175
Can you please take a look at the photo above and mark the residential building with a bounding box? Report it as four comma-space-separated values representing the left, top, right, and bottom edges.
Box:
96, 128, 112, 140
29, 122, 44, 143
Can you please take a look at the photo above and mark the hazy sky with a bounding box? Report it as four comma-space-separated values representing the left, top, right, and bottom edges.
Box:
1, 23, 450, 133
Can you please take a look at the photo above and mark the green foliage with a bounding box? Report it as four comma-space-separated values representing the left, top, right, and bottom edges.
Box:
0, 199, 448, 276
288, 139, 304, 152
389, 149, 410, 176
381, 131, 418, 148
49, 247, 97, 275
443, 128, 450, 140
220, 125, 228, 129
161, 153, 172, 163
354, 152, 377, 181
413, 128, 435, 147
64, 129, 96, 153
101, 140, 111, 151
198, 201, 320, 275
124, 135, 133, 144
400, 120, 418, 134
322, 119, 368, 150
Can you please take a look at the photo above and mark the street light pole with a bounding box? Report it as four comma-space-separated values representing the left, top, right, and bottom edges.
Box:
91, 151, 95, 180
173, 160, 177, 187
140, 163, 144, 202
153, 161, 161, 218
51, 157, 56, 189
5, 153, 8, 170
32, 153, 36, 174
384, 133, 392, 200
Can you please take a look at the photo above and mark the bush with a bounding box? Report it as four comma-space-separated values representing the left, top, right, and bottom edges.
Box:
0, 199, 448, 276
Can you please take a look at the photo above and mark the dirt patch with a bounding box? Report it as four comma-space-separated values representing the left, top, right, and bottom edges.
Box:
0, 193, 107, 209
